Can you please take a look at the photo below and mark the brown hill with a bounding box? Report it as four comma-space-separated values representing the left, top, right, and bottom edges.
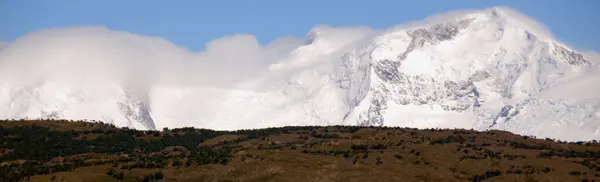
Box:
1, 119, 599, 182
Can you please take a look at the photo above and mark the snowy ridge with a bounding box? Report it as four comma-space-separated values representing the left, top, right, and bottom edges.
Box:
337, 7, 599, 141
0, 7, 598, 141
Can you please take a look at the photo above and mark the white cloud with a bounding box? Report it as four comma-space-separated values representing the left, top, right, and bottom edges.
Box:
582, 51, 600, 66
490, 6, 554, 39
0, 41, 9, 51
0, 26, 314, 90
0, 24, 375, 114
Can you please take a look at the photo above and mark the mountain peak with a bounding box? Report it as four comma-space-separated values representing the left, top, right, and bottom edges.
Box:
482, 6, 554, 39
407, 6, 552, 40
332, 6, 599, 141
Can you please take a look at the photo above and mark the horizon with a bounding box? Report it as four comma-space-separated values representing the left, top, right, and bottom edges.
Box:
1, 0, 599, 52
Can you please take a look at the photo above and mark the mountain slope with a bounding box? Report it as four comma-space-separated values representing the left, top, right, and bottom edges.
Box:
328, 7, 599, 141
0, 82, 155, 129
0, 7, 597, 141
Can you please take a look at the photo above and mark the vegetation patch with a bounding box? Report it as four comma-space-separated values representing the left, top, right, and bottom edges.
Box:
1, 119, 599, 182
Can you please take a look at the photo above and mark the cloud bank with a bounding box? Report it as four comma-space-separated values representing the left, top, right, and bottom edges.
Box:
0, 26, 318, 92
0, 24, 377, 90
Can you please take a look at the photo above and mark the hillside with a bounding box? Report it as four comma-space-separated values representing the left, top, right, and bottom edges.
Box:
1, 120, 599, 182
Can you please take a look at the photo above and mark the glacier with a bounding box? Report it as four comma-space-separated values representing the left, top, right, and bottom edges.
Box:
0, 7, 598, 141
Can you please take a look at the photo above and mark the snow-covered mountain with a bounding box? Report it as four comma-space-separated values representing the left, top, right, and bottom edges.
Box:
0, 7, 598, 141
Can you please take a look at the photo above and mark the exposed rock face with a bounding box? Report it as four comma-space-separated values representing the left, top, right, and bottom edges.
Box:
331, 8, 598, 141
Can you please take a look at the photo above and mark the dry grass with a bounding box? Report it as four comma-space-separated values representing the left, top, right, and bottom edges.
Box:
2, 120, 600, 182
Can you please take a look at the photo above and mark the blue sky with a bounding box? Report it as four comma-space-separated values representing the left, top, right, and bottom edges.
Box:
1, 0, 598, 51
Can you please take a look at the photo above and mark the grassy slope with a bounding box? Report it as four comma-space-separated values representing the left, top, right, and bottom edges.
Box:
1, 119, 599, 182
